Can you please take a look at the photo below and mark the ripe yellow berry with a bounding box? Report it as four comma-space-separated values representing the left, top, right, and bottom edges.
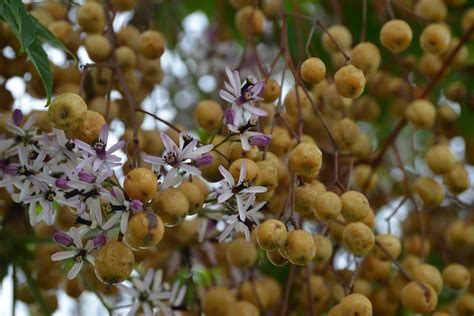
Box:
401, 281, 438, 314
283, 229, 316, 265
414, 0, 447, 22
445, 81, 466, 102
456, 293, 474, 316
419, 53, 443, 76
116, 25, 140, 49
405, 99, 436, 129
322, 24, 353, 53
295, 183, 319, 215
267, 125, 295, 156
351, 42, 381, 76
256, 160, 278, 191
70, 110, 106, 144
443, 263, 470, 291
413, 263, 444, 294
426, 144, 456, 175
85, 34, 111, 62
380, 19, 413, 53
115, 46, 137, 69
342, 222, 375, 256
65, 278, 84, 298
257, 219, 287, 251
413, 177, 445, 207
226, 238, 258, 268
262, 78, 281, 102
340, 293, 373, 316
352, 164, 378, 192
88, 97, 120, 121
340, 191, 370, 222
240, 281, 270, 309
203, 287, 236, 316
94, 240, 134, 284
201, 151, 229, 183
334, 65, 366, 99
262, 0, 281, 17
461, 8, 474, 34
289, 142, 322, 178
299, 275, 330, 311
313, 191, 342, 221
76, 2, 105, 34
235, 5, 265, 37
194, 100, 223, 132
48, 93, 88, 131
229, 158, 261, 184
332, 118, 360, 150
266, 249, 288, 266
441, 37, 469, 67
124, 212, 164, 249
138, 30, 165, 59
444, 164, 470, 194
284, 86, 313, 117
177, 182, 204, 215
312, 235, 333, 262
373, 234, 401, 261
48, 20, 73, 44
300, 57, 326, 84
420, 23, 451, 55
141, 130, 164, 156
153, 188, 189, 226
124, 168, 157, 202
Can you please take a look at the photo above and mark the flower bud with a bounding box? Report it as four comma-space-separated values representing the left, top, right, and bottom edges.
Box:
250, 134, 271, 147
53, 231, 74, 246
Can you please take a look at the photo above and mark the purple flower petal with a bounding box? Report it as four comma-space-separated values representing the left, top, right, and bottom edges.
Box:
12, 110, 23, 126
130, 199, 143, 212
53, 231, 74, 247
99, 125, 109, 143
224, 108, 236, 125
92, 234, 107, 248
55, 178, 69, 189
249, 134, 271, 147
78, 171, 96, 183
195, 153, 213, 167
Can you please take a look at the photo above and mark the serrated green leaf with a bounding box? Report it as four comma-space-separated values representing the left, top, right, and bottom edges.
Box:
26, 40, 53, 104
34, 16, 76, 61
0, 0, 75, 105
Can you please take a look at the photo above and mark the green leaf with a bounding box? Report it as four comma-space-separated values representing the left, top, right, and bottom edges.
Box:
25, 40, 54, 104
0, 0, 75, 105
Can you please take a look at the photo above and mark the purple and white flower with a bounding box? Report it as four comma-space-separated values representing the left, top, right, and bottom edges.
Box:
117, 269, 185, 316
75, 125, 124, 174
1, 145, 48, 201
5, 109, 41, 156
43, 129, 78, 163
66, 169, 110, 225
217, 160, 267, 221
218, 195, 265, 242
226, 113, 271, 151
51, 227, 96, 279
219, 67, 267, 121
100, 186, 143, 233
143, 132, 213, 190
22, 184, 76, 226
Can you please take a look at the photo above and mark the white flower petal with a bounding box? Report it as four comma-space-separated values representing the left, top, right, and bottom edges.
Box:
67, 261, 83, 279
51, 251, 77, 261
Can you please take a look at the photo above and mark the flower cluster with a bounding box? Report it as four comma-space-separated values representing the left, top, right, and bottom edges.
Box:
0, 67, 273, 314
117, 269, 187, 316
220, 67, 272, 151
